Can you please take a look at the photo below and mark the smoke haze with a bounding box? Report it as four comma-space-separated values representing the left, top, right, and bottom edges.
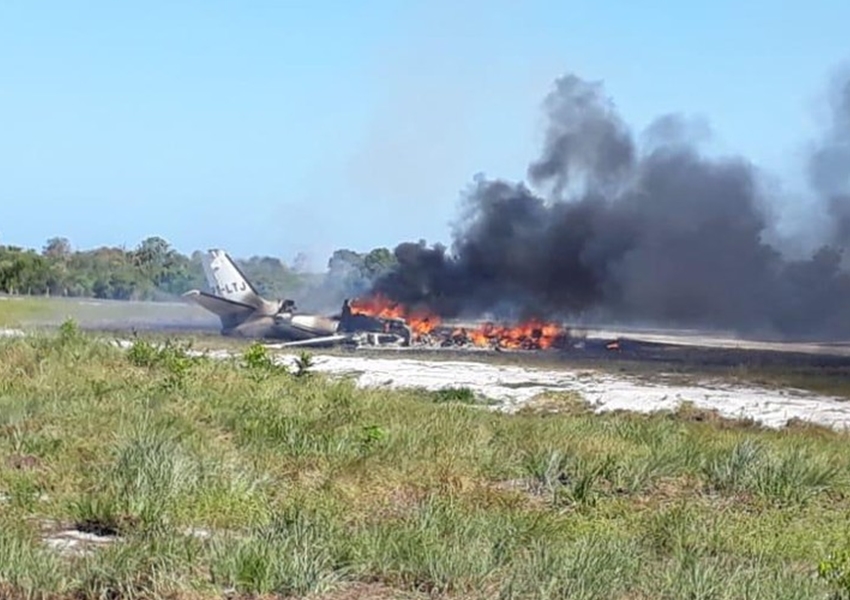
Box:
370, 69, 850, 339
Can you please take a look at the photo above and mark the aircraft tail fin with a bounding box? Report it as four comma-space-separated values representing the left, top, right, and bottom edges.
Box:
201, 249, 263, 307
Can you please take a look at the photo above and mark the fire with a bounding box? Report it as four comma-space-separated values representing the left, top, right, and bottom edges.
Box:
349, 294, 441, 337
450, 320, 566, 350
350, 294, 567, 350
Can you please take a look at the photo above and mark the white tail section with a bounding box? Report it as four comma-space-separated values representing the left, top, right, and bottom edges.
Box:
202, 249, 261, 306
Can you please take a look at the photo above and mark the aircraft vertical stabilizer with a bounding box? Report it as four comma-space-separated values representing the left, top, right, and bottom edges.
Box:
201, 249, 262, 307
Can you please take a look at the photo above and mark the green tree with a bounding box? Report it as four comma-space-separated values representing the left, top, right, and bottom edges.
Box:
363, 247, 397, 278
0, 246, 53, 294
0, 236, 310, 301
237, 256, 302, 299
133, 236, 171, 268
43, 237, 71, 259
327, 249, 364, 275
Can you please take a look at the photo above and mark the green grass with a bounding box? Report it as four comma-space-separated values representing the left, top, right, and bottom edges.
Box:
0, 296, 53, 326
2, 325, 850, 599
0, 294, 213, 330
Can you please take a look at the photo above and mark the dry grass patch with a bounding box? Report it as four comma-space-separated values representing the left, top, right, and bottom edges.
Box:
514, 390, 590, 416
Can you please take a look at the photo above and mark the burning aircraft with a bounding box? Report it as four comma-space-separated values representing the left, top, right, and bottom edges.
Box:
348, 294, 571, 351
183, 249, 412, 347
183, 249, 579, 352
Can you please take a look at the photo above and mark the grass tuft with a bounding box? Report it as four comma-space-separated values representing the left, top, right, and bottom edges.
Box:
210, 508, 341, 597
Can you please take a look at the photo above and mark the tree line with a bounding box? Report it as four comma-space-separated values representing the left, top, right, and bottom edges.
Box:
0, 236, 399, 302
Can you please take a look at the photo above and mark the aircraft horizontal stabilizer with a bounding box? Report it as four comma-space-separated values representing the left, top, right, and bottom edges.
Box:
182, 290, 256, 324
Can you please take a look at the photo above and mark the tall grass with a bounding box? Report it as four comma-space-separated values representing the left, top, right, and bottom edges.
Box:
1, 329, 849, 598
703, 438, 843, 505
210, 507, 342, 596
0, 524, 66, 596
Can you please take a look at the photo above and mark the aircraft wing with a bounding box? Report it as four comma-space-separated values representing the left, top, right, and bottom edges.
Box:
266, 334, 353, 348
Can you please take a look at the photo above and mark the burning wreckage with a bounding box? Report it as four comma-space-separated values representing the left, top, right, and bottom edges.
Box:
183, 249, 571, 351
347, 295, 570, 351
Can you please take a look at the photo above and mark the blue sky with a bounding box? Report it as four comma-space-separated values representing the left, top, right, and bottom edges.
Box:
1, 0, 848, 268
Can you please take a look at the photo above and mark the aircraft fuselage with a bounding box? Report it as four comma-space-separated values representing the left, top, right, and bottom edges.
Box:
184, 249, 412, 347
223, 312, 340, 340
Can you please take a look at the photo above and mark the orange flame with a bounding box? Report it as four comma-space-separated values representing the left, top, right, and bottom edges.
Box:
350, 294, 441, 337
351, 295, 566, 350
454, 320, 565, 350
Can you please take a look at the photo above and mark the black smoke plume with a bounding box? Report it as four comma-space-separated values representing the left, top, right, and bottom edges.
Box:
371, 71, 850, 339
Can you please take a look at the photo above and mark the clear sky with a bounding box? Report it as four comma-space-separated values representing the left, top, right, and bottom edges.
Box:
1, 0, 848, 268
